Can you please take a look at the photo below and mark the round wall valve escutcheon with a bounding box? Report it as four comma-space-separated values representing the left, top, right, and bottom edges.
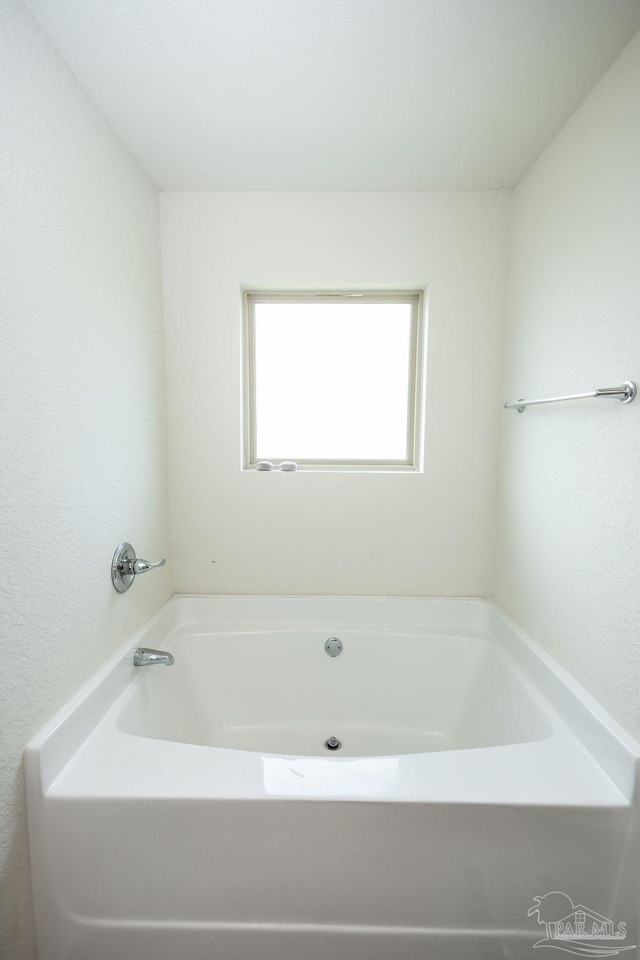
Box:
111, 542, 166, 593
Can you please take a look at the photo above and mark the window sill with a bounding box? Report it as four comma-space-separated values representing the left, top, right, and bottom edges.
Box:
243, 462, 423, 474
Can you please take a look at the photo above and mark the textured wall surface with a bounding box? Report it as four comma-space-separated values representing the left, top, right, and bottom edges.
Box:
0, 3, 171, 957
495, 33, 640, 740
161, 191, 509, 597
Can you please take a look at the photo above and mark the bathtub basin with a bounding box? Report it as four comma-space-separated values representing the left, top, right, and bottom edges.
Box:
117, 627, 552, 757
25, 597, 640, 960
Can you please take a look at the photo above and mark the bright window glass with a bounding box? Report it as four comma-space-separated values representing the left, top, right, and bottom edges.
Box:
244, 292, 424, 469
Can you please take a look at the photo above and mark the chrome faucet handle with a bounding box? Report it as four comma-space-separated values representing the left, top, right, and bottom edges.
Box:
111, 542, 166, 593
132, 557, 166, 575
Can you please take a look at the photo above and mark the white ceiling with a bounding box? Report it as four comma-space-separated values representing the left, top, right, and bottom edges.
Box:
23, 0, 640, 190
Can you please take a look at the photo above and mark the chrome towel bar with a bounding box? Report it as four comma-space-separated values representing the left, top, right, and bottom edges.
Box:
504, 381, 636, 413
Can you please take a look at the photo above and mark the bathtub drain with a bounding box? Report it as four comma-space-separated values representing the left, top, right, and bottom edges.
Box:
324, 736, 341, 751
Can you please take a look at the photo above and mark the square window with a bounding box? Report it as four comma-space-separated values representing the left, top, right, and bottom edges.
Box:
242, 291, 425, 471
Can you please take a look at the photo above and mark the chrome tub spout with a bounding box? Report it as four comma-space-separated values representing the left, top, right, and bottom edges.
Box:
134, 647, 174, 667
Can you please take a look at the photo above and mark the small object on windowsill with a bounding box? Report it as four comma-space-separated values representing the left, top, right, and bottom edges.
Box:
256, 460, 273, 471
279, 461, 298, 472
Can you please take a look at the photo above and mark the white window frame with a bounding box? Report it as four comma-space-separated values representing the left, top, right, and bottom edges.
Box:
242, 289, 426, 472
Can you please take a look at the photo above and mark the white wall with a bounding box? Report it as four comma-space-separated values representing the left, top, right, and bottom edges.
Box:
161, 191, 509, 597
0, 2, 171, 957
495, 33, 640, 739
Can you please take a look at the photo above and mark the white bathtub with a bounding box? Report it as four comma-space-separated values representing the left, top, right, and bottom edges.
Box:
25, 597, 640, 960
118, 625, 553, 758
